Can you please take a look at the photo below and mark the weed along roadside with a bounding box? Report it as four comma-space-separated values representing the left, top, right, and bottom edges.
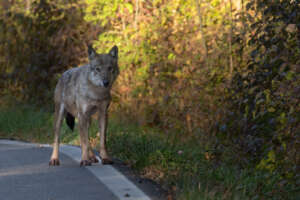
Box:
0, 103, 298, 199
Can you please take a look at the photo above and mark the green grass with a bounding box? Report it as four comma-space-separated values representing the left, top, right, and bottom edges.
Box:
0, 104, 53, 143
0, 103, 298, 200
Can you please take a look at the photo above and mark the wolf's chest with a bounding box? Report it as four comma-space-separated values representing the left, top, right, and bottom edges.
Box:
84, 89, 111, 102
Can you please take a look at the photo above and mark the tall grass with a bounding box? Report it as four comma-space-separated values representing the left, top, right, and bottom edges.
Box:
0, 104, 52, 143
0, 103, 298, 200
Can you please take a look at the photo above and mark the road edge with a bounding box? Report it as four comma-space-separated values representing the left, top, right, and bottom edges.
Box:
0, 139, 152, 200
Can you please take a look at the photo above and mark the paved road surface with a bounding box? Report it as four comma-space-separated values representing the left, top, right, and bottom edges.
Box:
0, 140, 151, 200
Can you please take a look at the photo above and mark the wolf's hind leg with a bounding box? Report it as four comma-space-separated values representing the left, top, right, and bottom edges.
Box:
49, 104, 65, 166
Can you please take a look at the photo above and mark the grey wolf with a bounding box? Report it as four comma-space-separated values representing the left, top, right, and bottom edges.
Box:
49, 45, 119, 166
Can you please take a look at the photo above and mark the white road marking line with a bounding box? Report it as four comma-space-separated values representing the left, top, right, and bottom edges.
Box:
0, 140, 151, 200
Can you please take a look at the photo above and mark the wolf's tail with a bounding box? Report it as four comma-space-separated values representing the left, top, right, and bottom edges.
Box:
65, 112, 75, 131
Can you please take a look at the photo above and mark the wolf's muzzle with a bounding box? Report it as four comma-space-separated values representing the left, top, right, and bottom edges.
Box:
103, 80, 109, 88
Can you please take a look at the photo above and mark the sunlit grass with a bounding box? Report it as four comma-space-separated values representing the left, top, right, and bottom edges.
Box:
0, 103, 297, 200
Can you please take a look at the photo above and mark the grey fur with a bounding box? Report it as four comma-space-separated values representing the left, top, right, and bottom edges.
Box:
49, 45, 119, 166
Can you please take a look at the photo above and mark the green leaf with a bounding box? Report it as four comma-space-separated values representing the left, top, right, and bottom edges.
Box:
125, 3, 133, 13
268, 107, 276, 113
285, 71, 294, 80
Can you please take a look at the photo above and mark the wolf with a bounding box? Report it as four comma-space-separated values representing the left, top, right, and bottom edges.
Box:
49, 45, 119, 166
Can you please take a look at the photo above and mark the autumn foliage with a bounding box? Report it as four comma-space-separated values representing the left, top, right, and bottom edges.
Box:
0, 0, 299, 193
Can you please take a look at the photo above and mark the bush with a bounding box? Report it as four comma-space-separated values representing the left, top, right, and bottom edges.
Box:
221, 0, 299, 181
0, 0, 97, 102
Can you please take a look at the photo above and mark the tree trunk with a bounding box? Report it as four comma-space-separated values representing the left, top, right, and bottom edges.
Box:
26, 0, 31, 13
195, 0, 208, 67
228, 0, 234, 77
134, 0, 139, 30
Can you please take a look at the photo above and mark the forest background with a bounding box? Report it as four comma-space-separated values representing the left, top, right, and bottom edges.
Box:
0, 0, 299, 199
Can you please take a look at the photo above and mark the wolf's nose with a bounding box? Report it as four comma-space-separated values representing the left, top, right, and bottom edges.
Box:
103, 80, 109, 87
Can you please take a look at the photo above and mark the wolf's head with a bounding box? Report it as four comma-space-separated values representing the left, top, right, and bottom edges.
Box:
87, 45, 119, 88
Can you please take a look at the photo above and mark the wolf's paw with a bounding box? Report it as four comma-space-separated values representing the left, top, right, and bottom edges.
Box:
49, 158, 60, 166
80, 160, 92, 167
89, 156, 99, 163
101, 157, 114, 165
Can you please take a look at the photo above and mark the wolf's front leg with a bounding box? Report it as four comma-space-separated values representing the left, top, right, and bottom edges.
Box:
88, 147, 99, 163
98, 102, 113, 165
78, 114, 92, 166
49, 104, 65, 166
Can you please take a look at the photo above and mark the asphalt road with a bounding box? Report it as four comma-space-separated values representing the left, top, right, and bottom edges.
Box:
0, 140, 152, 200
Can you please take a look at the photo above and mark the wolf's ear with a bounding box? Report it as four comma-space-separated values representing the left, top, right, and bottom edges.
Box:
88, 45, 97, 60
109, 45, 118, 59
